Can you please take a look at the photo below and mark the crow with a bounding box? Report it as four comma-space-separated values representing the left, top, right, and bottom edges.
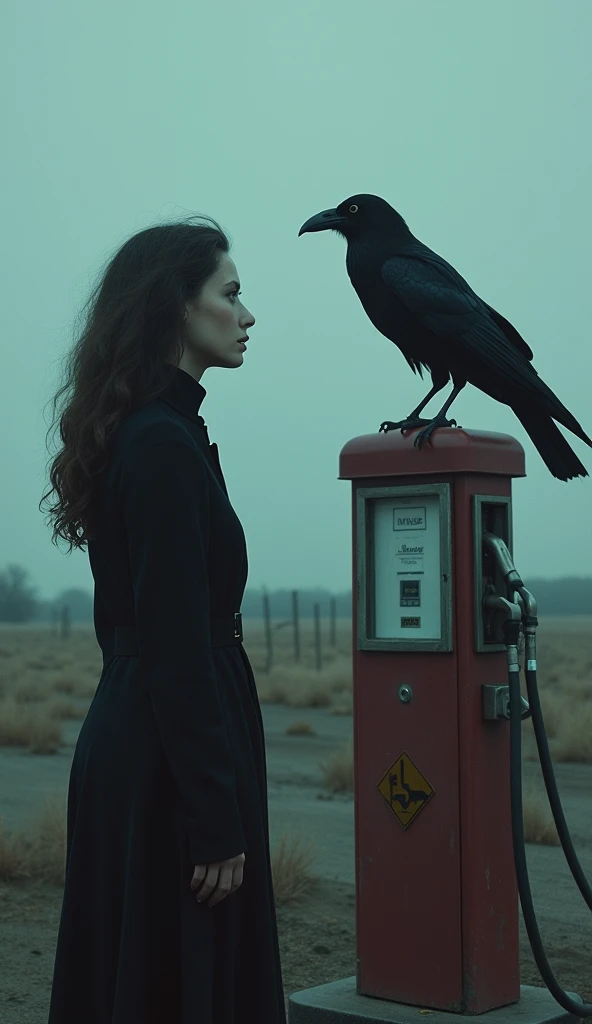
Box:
298, 193, 592, 481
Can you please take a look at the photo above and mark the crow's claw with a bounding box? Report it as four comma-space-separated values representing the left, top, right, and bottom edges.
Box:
413, 417, 457, 449
379, 417, 431, 434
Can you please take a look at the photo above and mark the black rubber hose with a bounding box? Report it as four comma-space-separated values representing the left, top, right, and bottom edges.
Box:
524, 658, 592, 911
506, 645, 589, 1016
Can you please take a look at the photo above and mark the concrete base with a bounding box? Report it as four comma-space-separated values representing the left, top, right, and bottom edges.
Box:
287, 979, 585, 1024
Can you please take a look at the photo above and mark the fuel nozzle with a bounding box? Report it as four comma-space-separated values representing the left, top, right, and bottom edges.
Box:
481, 591, 521, 647
482, 587, 522, 645
482, 532, 525, 598
482, 533, 538, 659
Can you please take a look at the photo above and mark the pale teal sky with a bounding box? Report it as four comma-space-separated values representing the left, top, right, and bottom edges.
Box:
1, 0, 591, 602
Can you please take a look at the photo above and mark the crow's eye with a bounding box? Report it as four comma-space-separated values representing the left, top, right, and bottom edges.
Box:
349, 204, 359, 214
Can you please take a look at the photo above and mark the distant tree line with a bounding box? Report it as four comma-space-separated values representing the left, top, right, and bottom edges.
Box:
1, 563, 592, 624
521, 577, 592, 616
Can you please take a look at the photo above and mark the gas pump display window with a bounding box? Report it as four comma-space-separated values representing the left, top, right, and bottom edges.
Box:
400, 579, 420, 607
356, 482, 452, 651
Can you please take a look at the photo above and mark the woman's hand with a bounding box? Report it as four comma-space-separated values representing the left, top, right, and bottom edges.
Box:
190, 851, 245, 907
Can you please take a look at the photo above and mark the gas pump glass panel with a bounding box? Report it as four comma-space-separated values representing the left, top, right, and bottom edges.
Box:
356, 483, 452, 651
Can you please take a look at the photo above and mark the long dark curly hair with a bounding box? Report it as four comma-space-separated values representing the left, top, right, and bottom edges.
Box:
39, 215, 230, 555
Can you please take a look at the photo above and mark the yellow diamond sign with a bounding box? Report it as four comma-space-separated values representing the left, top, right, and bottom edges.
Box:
377, 750, 435, 830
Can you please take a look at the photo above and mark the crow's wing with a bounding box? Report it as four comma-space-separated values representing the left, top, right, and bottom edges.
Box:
380, 248, 540, 394
481, 302, 533, 361
400, 249, 532, 363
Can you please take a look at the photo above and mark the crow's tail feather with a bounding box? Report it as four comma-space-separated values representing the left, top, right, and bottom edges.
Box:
513, 407, 589, 481
534, 386, 592, 448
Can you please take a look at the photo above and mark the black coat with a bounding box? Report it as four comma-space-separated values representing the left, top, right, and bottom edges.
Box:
47, 366, 287, 1024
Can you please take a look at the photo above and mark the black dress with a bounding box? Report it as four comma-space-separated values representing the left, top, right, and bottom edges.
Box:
47, 366, 287, 1023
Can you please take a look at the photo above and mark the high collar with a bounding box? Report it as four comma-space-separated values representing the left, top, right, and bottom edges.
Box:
159, 365, 207, 424
157, 365, 229, 492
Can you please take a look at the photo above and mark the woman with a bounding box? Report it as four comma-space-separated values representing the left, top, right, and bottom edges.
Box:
40, 217, 287, 1023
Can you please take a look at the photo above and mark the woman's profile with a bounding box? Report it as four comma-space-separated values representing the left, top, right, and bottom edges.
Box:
40, 216, 287, 1023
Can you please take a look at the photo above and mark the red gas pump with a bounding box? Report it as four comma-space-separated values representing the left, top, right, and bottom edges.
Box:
288, 426, 585, 1024
347, 426, 522, 1014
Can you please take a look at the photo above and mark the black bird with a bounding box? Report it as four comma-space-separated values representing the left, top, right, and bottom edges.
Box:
298, 193, 592, 481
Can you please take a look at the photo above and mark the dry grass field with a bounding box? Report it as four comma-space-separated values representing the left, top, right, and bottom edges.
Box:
0, 616, 590, 1019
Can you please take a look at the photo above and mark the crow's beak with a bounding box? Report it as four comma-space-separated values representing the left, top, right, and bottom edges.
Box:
298, 208, 347, 236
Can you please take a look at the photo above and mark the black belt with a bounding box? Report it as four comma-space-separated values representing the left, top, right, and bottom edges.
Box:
113, 613, 243, 656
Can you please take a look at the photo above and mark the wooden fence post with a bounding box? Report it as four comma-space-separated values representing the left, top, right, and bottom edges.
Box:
60, 605, 71, 642
262, 590, 273, 673
314, 601, 322, 672
292, 589, 300, 663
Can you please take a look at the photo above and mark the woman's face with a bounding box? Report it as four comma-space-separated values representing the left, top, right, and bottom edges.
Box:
180, 252, 255, 381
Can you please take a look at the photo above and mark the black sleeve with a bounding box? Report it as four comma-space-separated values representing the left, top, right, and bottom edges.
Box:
119, 434, 247, 865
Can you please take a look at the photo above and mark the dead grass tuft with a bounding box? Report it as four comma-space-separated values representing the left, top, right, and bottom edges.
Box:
0, 793, 67, 885
522, 775, 560, 846
269, 831, 320, 905
286, 720, 317, 736
45, 697, 87, 721
329, 702, 353, 716
0, 695, 64, 753
319, 740, 354, 793
551, 704, 592, 763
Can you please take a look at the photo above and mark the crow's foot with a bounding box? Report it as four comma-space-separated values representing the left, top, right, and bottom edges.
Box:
379, 417, 431, 435
413, 416, 458, 449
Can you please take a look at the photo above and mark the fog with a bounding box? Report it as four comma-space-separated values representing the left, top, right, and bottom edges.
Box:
1, 0, 591, 603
